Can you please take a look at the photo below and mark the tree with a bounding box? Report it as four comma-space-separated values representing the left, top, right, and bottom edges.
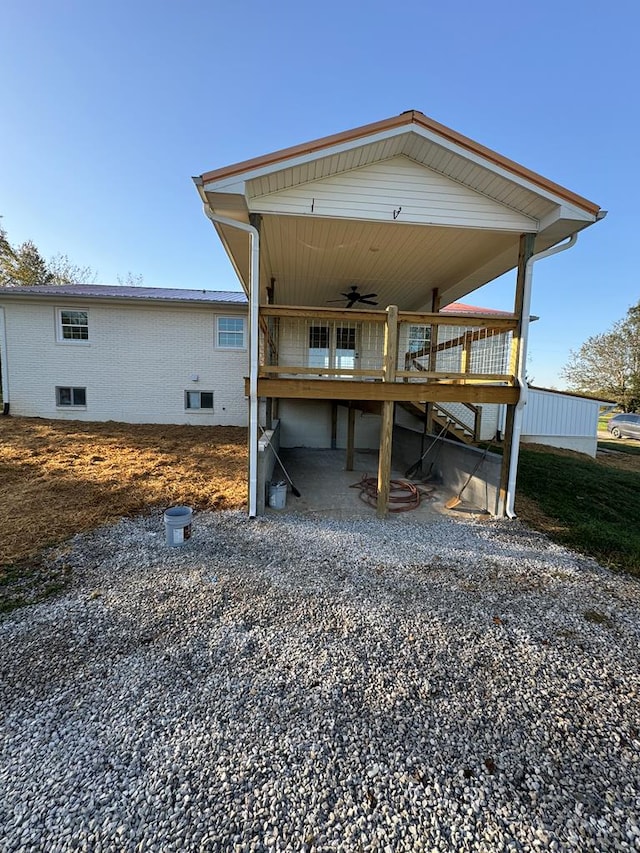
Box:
562, 302, 640, 411
0, 224, 96, 287
48, 253, 97, 285
1, 239, 54, 287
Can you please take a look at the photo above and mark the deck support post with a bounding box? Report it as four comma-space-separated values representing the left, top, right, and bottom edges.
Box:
377, 306, 399, 518
346, 404, 355, 470
499, 233, 535, 514
331, 403, 338, 450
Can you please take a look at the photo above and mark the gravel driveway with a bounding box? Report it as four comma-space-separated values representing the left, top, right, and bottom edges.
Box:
1, 510, 639, 852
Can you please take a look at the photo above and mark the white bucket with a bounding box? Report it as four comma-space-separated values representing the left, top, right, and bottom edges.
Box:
268, 481, 287, 510
164, 506, 193, 546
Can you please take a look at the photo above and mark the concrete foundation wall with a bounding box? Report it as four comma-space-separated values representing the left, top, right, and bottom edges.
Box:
393, 425, 503, 516
278, 399, 380, 449
521, 434, 597, 457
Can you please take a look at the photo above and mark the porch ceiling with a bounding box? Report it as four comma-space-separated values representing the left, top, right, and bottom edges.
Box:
259, 215, 519, 310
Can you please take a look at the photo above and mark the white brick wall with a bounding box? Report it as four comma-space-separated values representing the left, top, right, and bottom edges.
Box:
2, 299, 249, 425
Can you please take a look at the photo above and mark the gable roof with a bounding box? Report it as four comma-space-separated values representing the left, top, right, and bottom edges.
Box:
199, 110, 599, 216
194, 111, 603, 310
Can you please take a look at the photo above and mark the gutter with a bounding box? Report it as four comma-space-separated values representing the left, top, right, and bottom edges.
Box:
505, 234, 580, 518
0, 307, 9, 414
199, 201, 260, 518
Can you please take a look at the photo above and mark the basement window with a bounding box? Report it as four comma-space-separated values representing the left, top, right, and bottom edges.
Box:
56, 386, 87, 407
185, 391, 214, 410
57, 309, 89, 342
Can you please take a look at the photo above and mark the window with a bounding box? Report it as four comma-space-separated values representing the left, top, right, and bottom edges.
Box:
308, 323, 358, 374
185, 391, 214, 410
216, 316, 245, 349
57, 309, 89, 342
56, 387, 87, 407
309, 324, 330, 368
408, 325, 431, 355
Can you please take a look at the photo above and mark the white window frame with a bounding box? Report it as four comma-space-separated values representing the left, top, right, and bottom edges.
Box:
185, 390, 214, 411
56, 308, 89, 344
307, 321, 359, 377
215, 315, 246, 351
56, 386, 87, 408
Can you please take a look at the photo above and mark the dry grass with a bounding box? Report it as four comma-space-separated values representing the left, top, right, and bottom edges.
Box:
1, 417, 247, 568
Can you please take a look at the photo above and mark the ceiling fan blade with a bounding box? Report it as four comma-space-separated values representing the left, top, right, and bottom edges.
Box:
358, 293, 378, 300
358, 298, 379, 306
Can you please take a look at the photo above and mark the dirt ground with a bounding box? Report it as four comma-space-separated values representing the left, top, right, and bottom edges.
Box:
0, 417, 247, 568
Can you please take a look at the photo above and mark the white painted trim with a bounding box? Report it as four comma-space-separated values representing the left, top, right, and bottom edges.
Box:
538, 203, 594, 232
0, 307, 9, 407
204, 123, 598, 219
203, 126, 410, 190
55, 306, 90, 344
214, 314, 247, 351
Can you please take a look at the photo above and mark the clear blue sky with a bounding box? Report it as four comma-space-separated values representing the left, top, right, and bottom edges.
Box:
1, 0, 637, 389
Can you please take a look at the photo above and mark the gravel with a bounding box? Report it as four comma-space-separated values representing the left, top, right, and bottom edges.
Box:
1, 509, 639, 852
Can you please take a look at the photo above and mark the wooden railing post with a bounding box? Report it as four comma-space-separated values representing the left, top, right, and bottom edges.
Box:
377, 306, 398, 518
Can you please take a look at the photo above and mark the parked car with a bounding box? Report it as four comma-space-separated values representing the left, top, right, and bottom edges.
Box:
607, 412, 640, 440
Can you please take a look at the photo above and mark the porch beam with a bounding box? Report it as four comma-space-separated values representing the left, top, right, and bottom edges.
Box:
250, 378, 520, 404
260, 304, 518, 331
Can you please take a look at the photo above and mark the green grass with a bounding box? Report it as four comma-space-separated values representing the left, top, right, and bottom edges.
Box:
516, 447, 640, 576
598, 440, 640, 456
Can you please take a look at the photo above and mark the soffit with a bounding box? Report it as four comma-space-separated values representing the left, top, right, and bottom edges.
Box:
259, 215, 520, 310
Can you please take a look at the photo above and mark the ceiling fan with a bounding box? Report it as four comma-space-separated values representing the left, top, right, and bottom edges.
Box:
327, 285, 379, 308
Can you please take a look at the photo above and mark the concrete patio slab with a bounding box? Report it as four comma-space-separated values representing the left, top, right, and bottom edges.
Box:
266, 448, 486, 521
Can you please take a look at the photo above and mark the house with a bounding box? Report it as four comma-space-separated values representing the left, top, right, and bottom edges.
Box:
0, 286, 249, 425
0, 111, 604, 518
0, 286, 606, 509
192, 110, 604, 517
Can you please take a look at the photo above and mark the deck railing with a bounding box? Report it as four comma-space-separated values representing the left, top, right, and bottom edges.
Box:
259, 304, 518, 386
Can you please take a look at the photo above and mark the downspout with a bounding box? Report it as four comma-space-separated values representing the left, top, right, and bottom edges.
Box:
505, 233, 578, 518
202, 205, 260, 518
0, 307, 9, 415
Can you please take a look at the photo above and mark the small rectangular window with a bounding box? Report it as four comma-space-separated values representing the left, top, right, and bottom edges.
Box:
408, 325, 431, 355
185, 391, 214, 410
58, 309, 89, 341
216, 316, 245, 349
56, 387, 87, 407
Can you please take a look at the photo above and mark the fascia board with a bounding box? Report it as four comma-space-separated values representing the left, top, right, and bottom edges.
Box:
204, 124, 597, 219
202, 178, 248, 195
205, 126, 411, 193
538, 203, 596, 233
407, 125, 596, 215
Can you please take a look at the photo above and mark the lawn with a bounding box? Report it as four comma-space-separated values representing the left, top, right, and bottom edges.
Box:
2, 417, 639, 611
0, 417, 247, 610
515, 442, 640, 576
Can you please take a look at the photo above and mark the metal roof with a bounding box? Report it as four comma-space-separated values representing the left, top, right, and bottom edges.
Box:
0, 284, 247, 304
198, 110, 600, 215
